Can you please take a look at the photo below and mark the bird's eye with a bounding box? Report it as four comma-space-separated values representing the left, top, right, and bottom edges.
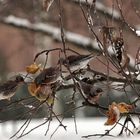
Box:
16, 76, 24, 82
96, 88, 103, 93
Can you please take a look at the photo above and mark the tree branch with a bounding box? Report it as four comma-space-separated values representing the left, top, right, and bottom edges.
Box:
72, 0, 140, 37
0, 15, 138, 70
0, 15, 100, 52
72, 0, 120, 19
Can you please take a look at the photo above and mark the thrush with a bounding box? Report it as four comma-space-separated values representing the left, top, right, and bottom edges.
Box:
0, 75, 24, 100
59, 54, 96, 72
34, 66, 61, 85
79, 81, 103, 104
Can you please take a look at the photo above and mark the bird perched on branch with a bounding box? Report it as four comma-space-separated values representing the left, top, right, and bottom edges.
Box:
0, 75, 24, 100
79, 80, 103, 104
34, 66, 61, 86
59, 53, 97, 72
28, 66, 61, 104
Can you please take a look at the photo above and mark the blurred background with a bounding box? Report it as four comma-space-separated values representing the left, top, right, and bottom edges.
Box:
0, 0, 140, 126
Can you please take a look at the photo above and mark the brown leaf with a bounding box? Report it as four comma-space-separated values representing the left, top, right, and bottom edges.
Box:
105, 104, 120, 125
28, 83, 54, 105
104, 102, 133, 125
26, 63, 41, 74
27, 83, 39, 96
116, 102, 133, 113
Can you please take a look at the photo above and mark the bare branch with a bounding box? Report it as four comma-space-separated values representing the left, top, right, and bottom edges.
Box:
0, 15, 138, 71
0, 15, 99, 51
72, 0, 140, 37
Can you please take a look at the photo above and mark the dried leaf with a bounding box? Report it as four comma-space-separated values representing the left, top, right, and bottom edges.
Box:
26, 63, 41, 74
43, 0, 54, 12
116, 102, 133, 113
105, 105, 120, 125
27, 83, 38, 96
28, 83, 54, 105
104, 102, 133, 125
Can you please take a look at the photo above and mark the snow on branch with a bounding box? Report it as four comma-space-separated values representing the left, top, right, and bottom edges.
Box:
0, 15, 100, 51
73, 0, 120, 19
0, 15, 138, 70
72, 0, 140, 37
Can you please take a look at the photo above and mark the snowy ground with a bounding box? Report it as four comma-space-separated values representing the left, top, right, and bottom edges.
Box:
0, 118, 140, 140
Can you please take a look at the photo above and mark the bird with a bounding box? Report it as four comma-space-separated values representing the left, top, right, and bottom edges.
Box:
0, 75, 24, 100
59, 53, 97, 72
78, 80, 103, 104
34, 66, 61, 86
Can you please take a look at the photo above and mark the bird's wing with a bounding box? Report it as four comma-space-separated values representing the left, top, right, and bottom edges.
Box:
0, 81, 17, 92
67, 54, 94, 66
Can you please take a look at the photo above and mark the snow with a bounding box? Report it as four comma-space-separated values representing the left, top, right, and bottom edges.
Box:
73, 0, 120, 19
0, 118, 140, 140
4, 15, 31, 27
136, 30, 140, 36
